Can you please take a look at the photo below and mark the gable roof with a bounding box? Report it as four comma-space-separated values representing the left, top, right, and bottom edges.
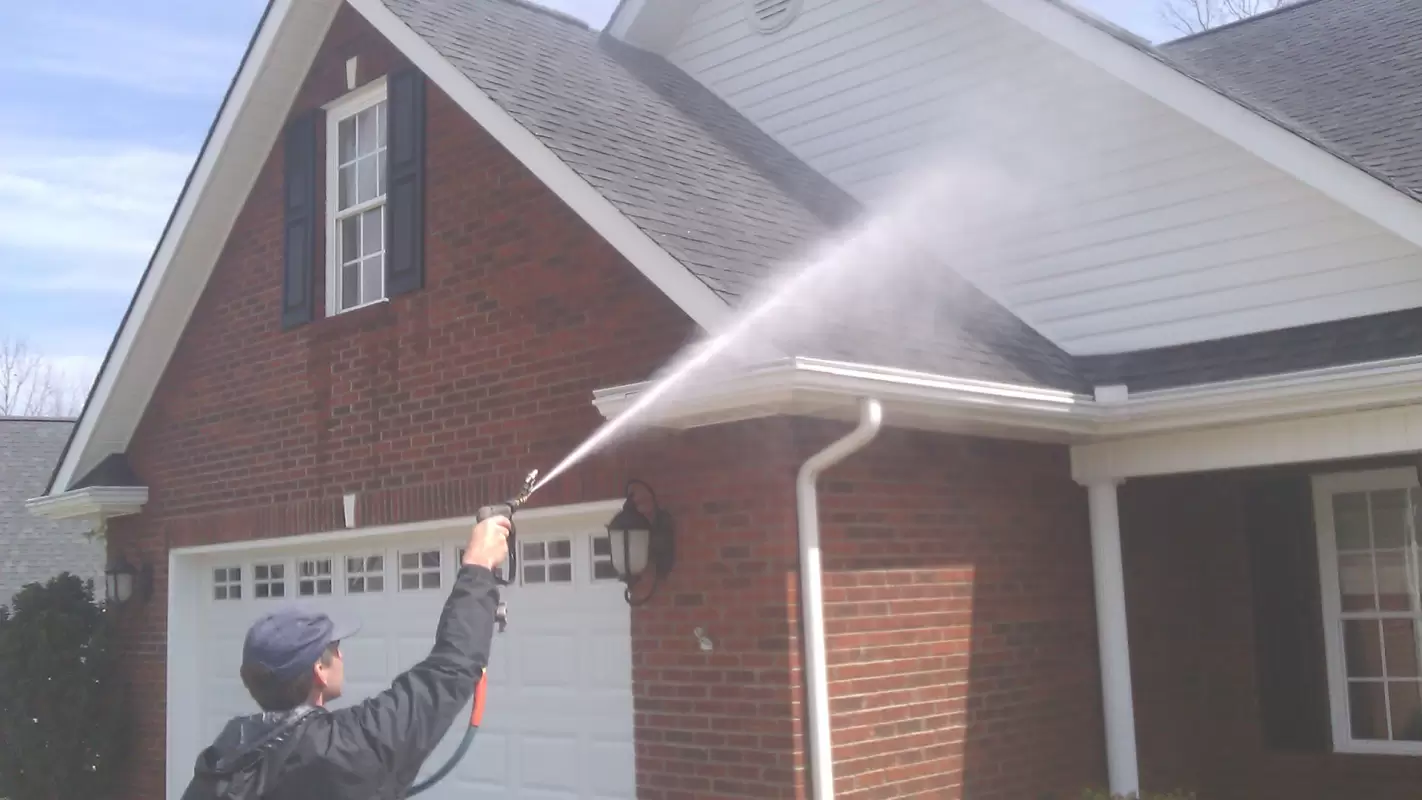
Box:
0, 419, 104, 603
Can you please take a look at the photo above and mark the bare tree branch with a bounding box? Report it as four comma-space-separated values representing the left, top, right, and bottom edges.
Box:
0, 336, 91, 418
1160, 0, 1300, 36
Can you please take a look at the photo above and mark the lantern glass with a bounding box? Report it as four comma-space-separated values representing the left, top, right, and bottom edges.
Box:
609, 526, 651, 577
105, 560, 135, 605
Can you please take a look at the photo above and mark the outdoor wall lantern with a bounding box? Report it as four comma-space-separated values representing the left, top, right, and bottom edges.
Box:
104, 554, 152, 607
605, 479, 675, 606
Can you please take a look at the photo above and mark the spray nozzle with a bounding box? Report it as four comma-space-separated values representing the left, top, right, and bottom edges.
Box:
509, 468, 539, 511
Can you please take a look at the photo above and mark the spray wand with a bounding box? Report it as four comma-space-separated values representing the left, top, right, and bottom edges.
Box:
407, 468, 539, 797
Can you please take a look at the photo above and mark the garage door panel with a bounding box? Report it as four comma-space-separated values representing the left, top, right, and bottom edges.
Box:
182, 525, 633, 798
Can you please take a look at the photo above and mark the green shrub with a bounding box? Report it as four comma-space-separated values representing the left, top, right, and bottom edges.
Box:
0, 573, 129, 800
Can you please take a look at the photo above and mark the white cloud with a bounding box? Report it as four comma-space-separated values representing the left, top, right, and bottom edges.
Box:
5, 11, 245, 97
0, 139, 192, 292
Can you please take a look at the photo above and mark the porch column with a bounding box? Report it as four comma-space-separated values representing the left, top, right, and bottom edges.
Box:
1086, 479, 1140, 796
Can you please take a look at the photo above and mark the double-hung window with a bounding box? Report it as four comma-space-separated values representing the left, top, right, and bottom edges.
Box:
325, 79, 388, 314
1314, 468, 1422, 754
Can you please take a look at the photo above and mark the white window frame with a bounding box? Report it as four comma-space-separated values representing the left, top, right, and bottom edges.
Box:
1313, 466, 1422, 755
323, 77, 389, 316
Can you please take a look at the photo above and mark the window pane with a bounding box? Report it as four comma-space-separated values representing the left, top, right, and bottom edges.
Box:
362, 207, 382, 256
1345, 619, 1385, 678
1393, 682, 1422, 741
421, 572, 441, 589
378, 101, 387, 149
549, 540, 572, 560
1339, 552, 1378, 611
524, 564, 546, 584
339, 164, 356, 210
523, 542, 545, 562
377, 149, 387, 196
361, 256, 383, 306
1376, 550, 1416, 612
339, 214, 358, 264
1374, 490, 1410, 549
550, 563, 573, 583
1336, 492, 1371, 551
341, 263, 360, 310
401, 573, 419, 590
1350, 681, 1390, 740
339, 117, 356, 163
357, 155, 378, 204
357, 107, 378, 157
368, 576, 383, 592
347, 556, 363, 573
421, 550, 440, 569
1385, 619, 1422, 678
400, 552, 419, 570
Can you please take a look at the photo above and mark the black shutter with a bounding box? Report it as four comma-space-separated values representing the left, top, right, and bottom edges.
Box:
386, 67, 426, 297
1243, 473, 1332, 752
281, 110, 319, 329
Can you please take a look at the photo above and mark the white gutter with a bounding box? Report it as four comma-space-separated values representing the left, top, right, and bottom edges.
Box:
592, 354, 1422, 440
796, 397, 884, 800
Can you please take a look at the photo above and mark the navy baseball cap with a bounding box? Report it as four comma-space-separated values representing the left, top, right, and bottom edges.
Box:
242, 606, 362, 682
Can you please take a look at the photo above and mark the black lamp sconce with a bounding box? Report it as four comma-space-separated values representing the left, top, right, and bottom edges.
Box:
604, 479, 676, 606
104, 554, 153, 607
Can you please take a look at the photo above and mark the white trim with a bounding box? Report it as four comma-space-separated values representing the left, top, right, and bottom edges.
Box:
324, 76, 389, 317
979, 0, 1422, 256
343, 0, 732, 338
1311, 468, 1422, 756
24, 486, 149, 522
48, 0, 341, 495
593, 353, 1422, 443
168, 498, 624, 556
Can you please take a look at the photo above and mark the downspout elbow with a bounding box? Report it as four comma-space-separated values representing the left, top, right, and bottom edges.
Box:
796, 398, 884, 800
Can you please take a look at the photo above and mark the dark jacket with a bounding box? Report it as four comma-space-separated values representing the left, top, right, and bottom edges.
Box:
180, 564, 501, 800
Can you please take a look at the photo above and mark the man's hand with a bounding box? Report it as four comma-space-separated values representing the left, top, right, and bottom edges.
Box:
463, 516, 511, 570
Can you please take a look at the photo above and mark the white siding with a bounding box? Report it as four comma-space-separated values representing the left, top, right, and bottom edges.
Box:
664, 0, 1422, 356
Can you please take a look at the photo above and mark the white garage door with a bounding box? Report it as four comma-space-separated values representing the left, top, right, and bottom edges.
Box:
167, 505, 634, 799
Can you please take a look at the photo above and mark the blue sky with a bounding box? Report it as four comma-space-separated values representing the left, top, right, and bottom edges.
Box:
0, 0, 1173, 392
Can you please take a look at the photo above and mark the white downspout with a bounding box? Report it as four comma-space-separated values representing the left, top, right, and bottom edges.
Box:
797, 397, 884, 800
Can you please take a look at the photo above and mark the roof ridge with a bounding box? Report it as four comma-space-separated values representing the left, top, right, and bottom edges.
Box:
0, 416, 78, 424
496, 0, 591, 30
1162, 0, 1330, 46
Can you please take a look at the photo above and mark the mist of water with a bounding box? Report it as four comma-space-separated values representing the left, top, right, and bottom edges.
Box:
527, 149, 1052, 498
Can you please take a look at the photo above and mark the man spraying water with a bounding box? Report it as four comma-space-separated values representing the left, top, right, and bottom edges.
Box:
179, 514, 511, 800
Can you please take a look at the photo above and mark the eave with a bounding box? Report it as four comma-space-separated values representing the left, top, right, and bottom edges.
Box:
592, 354, 1422, 443
25, 486, 150, 524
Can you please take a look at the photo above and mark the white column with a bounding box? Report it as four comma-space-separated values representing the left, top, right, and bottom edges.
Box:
1086, 479, 1140, 796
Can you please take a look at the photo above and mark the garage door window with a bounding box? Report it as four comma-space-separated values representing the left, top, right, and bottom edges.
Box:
592, 536, 619, 581
213, 566, 243, 600
399, 550, 441, 591
298, 558, 334, 596
523, 539, 573, 584
346, 554, 385, 594
253, 563, 287, 598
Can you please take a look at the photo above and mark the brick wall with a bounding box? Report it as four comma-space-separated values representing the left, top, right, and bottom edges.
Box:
811, 424, 1105, 799
1121, 470, 1422, 799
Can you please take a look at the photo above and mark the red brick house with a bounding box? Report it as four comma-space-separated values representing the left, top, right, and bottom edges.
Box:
25, 0, 1422, 797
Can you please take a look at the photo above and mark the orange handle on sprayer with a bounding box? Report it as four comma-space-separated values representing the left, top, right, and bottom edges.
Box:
471, 672, 488, 726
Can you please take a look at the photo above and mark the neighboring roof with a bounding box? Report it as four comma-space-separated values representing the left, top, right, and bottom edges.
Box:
0, 419, 104, 605
1077, 305, 1422, 392
380, 0, 1088, 392
1163, 0, 1422, 201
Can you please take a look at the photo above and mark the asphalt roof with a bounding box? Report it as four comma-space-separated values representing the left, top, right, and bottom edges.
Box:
0, 418, 104, 605
380, 0, 1089, 392
1163, 0, 1422, 202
